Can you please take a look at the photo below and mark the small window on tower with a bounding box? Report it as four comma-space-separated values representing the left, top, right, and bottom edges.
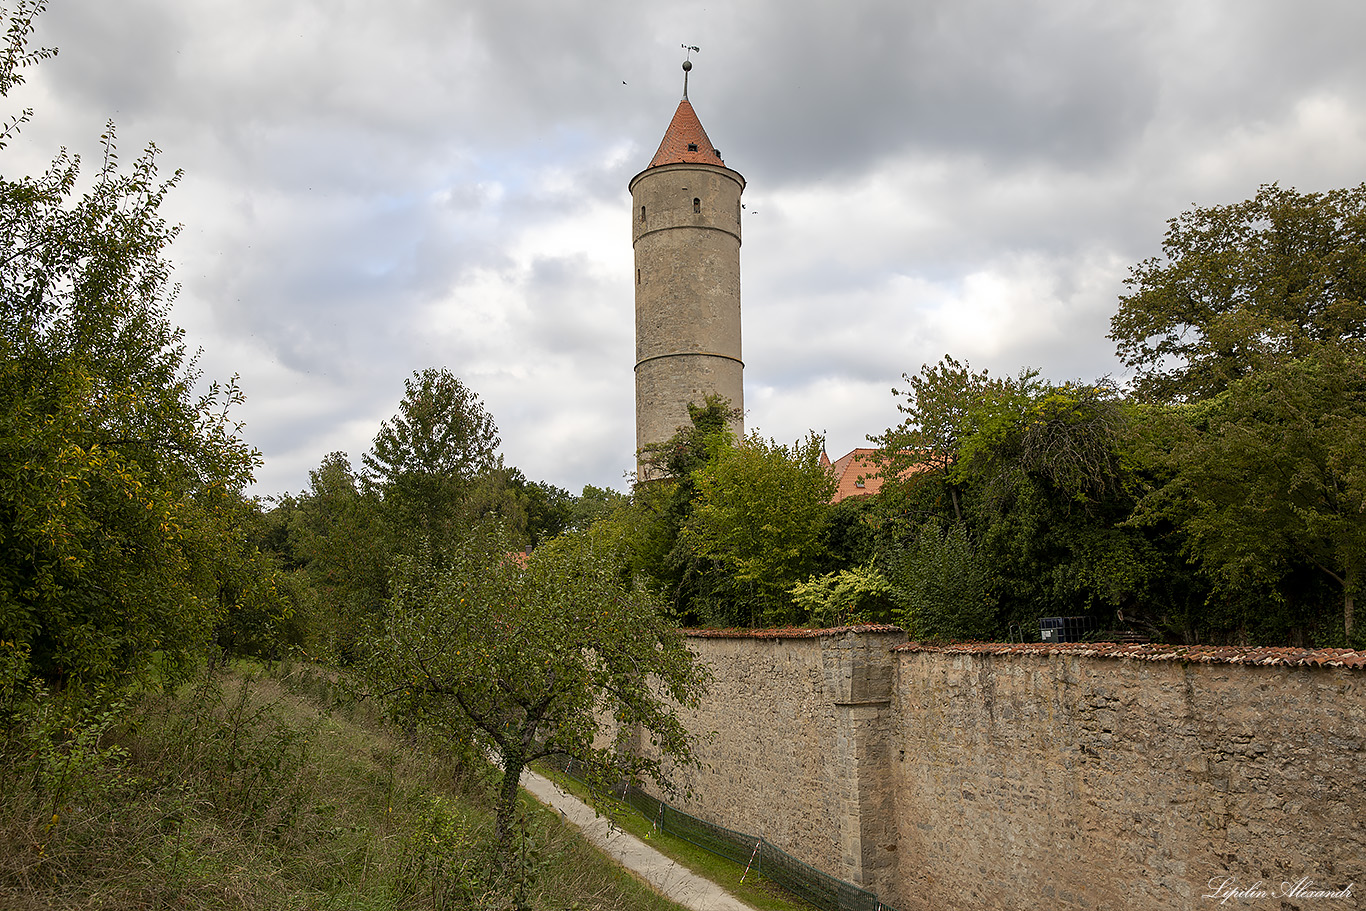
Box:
693, 198, 701, 213
637, 269, 641, 285
640, 205, 646, 222
687, 143, 698, 152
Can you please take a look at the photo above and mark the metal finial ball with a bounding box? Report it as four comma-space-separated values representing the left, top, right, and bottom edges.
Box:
682, 60, 692, 72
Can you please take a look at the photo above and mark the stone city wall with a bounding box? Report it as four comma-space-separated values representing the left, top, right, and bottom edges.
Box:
647, 630, 1364, 911
890, 643, 1365, 911
646, 627, 906, 897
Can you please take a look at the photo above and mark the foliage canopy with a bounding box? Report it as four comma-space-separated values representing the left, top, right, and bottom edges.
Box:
366, 523, 707, 856
1130, 350, 1366, 637
683, 431, 836, 626
0, 5, 266, 683
362, 367, 500, 546
1110, 182, 1366, 401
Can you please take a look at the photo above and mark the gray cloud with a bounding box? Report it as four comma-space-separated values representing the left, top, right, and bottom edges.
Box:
14, 0, 1366, 497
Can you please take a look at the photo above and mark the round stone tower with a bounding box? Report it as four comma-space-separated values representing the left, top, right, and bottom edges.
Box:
630, 62, 744, 479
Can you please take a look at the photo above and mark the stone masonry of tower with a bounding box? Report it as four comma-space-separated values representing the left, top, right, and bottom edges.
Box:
630, 80, 745, 479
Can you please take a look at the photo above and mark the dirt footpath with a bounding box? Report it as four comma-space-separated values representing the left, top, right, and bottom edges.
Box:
520, 767, 758, 911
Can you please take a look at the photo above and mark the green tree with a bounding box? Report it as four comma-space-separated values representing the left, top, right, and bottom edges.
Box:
1110, 183, 1366, 643
1130, 349, 1366, 640
959, 381, 1127, 506
458, 460, 531, 542
628, 396, 739, 622
0, 2, 52, 145
287, 452, 390, 661
0, 5, 260, 683
682, 431, 836, 626
819, 494, 881, 572
637, 394, 739, 484
365, 523, 707, 858
460, 462, 573, 547
872, 367, 1183, 639
207, 493, 293, 661
871, 356, 1037, 522
789, 563, 896, 627
956, 381, 1164, 627
887, 522, 994, 641
518, 477, 572, 544
362, 368, 500, 550
1110, 182, 1366, 401
569, 483, 629, 532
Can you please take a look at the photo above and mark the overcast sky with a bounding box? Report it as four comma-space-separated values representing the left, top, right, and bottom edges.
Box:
8, 0, 1366, 498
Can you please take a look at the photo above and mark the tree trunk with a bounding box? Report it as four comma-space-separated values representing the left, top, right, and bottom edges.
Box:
1346, 591, 1355, 640
1319, 563, 1356, 642
494, 746, 525, 861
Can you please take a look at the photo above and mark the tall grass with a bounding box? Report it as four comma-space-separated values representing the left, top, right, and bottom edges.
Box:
0, 660, 687, 911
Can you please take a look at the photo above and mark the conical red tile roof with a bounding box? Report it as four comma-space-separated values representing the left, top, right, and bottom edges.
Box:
648, 99, 726, 168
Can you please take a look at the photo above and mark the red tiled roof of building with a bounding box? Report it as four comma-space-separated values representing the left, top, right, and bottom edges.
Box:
823, 447, 930, 503
826, 448, 886, 502
648, 99, 726, 168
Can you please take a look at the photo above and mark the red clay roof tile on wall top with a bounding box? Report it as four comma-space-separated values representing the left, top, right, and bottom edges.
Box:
892, 640, 1366, 669
648, 99, 725, 168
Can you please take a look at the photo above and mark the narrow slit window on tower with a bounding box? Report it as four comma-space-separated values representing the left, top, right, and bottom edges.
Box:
640, 205, 646, 222
637, 268, 641, 285
693, 198, 701, 213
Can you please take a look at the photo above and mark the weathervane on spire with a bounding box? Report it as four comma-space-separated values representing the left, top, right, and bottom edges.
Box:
681, 44, 699, 99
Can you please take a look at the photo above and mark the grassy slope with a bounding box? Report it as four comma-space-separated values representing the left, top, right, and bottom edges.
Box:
0, 662, 691, 911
